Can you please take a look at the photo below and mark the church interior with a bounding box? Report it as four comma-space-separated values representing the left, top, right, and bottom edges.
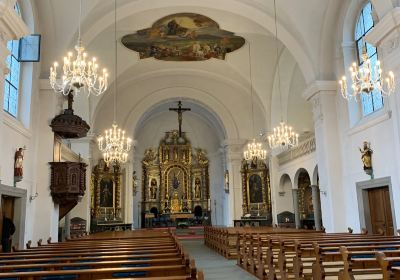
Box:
0, 0, 400, 279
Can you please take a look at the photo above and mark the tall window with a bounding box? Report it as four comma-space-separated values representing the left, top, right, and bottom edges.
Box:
3, 3, 21, 117
355, 2, 383, 116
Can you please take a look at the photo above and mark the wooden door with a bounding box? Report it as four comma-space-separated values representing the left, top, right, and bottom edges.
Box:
0, 196, 15, 242
367, 187, 394, 235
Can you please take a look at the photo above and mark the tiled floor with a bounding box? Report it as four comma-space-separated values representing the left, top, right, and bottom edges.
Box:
180, 240, 258, 280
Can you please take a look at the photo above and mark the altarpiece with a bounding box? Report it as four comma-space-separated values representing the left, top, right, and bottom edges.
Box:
235, 157, 272, 226
141, 130, 210, 220
90, 160, 123, 224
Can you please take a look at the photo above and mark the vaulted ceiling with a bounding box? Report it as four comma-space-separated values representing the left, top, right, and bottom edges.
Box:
34, 0, 347, 139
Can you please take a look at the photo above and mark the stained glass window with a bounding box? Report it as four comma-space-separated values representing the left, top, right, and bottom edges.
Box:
355, 2, 383, 116
3, 3, 21, 117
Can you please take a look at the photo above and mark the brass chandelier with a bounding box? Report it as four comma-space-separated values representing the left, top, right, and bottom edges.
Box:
49, 0, 108, 96
243, 42, 267, 161
339, 45, 395, 100
267, 0, 299, 151
97, 0, 131, 165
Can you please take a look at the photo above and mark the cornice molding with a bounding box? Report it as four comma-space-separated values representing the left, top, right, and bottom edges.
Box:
302, 81, 338, 101
0, 0, 29, 42
2, 112, 32, 138
366, 7, 400, 46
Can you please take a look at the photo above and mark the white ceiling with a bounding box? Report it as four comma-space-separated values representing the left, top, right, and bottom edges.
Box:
32, 0, 349, 140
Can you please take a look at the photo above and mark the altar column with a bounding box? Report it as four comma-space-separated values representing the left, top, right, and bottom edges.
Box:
223, 139, 247, 225
292, 189, 301, 229
311, 185, 322, 230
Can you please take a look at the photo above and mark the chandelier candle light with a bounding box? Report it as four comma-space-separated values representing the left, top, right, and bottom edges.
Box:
97, 0, 131, 165
267, 0, 299, 151
243, 42, 267, 161
244, 139, 267, 160
97, 124, 132, 165
49, 0, 108, 96
339, 46, 395, 100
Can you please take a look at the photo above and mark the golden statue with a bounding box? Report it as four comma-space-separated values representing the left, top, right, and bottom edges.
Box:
359, 141, 373, 176
194, 178, 201, 199
171, 192, 181, 213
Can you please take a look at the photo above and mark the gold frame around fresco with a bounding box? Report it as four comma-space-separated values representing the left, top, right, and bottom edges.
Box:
246, 170, 267, 207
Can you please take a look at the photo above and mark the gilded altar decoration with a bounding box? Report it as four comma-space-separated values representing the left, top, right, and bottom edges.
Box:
240, 157, 271, 220
91, 160, 122, 222
141, 130, 210, 219
121, 13, 245, 61
359, 141, 373, 178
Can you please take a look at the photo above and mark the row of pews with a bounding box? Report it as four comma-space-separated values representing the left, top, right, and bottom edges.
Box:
0, 229, 204, 279
205, 226, 400, 279
204, 226, 313, 260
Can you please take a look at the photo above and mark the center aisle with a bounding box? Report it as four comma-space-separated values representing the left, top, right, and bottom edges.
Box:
180, 239, 257, 280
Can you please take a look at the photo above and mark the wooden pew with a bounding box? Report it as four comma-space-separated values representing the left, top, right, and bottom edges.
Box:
0, 230, 203, 280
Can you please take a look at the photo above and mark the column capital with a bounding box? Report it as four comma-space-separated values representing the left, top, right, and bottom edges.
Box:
302, 81, 338, 102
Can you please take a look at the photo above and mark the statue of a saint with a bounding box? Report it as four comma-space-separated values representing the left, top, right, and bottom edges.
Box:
132, 171, 138, 195
194, 178, 201, 199
14, 147, 25, 180
150, 179, 157, 200
359, 141, 373, 176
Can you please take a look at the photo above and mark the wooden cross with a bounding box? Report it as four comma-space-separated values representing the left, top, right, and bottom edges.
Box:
169, 101, 191, 137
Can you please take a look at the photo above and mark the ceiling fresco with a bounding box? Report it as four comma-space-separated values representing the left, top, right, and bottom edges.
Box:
121, 13, 246, 61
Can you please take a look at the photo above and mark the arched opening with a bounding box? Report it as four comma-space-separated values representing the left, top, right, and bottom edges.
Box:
194, 206, 203, 218
277, 174, 295, 228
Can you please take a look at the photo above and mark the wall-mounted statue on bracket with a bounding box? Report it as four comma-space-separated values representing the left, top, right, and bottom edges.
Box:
14, 146, 26, 182
359, 141, 373, 178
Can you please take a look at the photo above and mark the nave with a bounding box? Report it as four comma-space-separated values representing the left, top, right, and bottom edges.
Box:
2, 226, 400, 279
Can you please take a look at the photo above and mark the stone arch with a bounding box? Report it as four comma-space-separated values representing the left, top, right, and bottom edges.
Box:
103, 85, 241, 141
294, 168, 309, 188
312, 165, 319, 186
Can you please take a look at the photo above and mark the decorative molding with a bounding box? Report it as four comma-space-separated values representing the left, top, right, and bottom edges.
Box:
277, 135, 316, 165
311, 96, 324, 125
347, 110, 392, 136
0, 0, 29, 42
302, 80, 338, 101
365, 7, 400, 47
2, 112, 32, 138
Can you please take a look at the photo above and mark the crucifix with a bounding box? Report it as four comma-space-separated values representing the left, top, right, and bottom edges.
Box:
169, 101, 191, 137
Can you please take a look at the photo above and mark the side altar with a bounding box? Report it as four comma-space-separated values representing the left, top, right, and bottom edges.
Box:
141, 130, 210, 227
234, 157, 272, 227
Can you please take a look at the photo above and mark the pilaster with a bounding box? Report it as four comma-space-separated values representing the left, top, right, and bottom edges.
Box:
311, 185, 322, 230
222, 139, 246, 225
303, 81, 346, 232
292, 189, 300, 229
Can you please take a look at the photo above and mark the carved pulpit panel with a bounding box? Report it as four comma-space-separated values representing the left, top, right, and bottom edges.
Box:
241, 157, 271, 219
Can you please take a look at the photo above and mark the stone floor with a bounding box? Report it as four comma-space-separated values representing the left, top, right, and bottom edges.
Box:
180, 239, 258, 280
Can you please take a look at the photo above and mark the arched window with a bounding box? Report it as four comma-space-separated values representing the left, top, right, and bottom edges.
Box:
355, 2, 383, 116
3, 3, 22, 117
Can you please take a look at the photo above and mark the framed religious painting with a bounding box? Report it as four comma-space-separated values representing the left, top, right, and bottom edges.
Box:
99, 177, 114, 208
240, 157, 271, 217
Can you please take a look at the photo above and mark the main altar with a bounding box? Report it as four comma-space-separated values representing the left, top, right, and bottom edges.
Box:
140, 130, 211, 227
